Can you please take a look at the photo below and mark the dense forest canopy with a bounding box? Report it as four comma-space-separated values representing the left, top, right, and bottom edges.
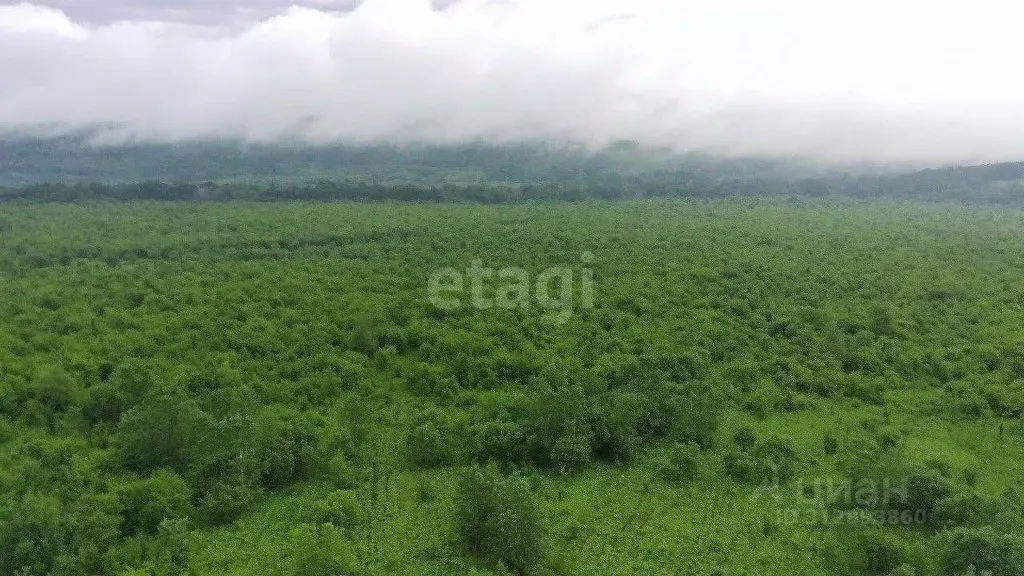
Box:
1, 198, 1023, 575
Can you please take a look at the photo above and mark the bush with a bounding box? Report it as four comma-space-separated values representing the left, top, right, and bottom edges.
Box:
0, 492, 62, 576
289, 523, 362, 576
667, 386, 721, 449
549, 429, 591, 473
937, 525, 1024, 576
724, 450, 759, 484
309, 490, 364, 538
823, 432, 839, 455
732, 426, 757, 452
120, 469, 193, 536
951, 383, 992, 419
657, 443, 701, 485
25, 367, 82, 414
903, 467, 953, 520
108, 358, 156, 407
457, 464, 543, 573
198, 481, 262, 526
406, 362, 458, 400
590, 393, 642, 465
863, 531, 907, 574
82, 382, 126, 424
116, 389, 211, 474
327, 454, 360, 489
471, 420, 528, 466
934, 491, 992, 528
256, 408, 322, 490
408, 421, 453, 468
154, 518, 190, 575
756, 435, 798, 483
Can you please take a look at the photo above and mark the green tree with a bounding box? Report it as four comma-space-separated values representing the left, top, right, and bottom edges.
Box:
457, 464, 543, 573
120, 469, 193, 536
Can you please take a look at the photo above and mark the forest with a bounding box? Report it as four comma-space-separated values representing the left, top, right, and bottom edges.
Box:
1, 197, 1023, 575
3, 139, 1024, 206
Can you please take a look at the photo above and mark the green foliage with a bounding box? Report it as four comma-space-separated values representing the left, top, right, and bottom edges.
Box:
153, 518, 190, 575
307, 490, 364, 538
937, 526, 1024, 576
115, 388, 209, 474
934, 490, 993, 529
327, 454, 360, 490
0, 492, 62, 575
288, 523, 362, 576
723, 450, 759, 484
657, 443, 702, 485
471, 420, 528, 466
457, 464, 543, 573
823, 431, 840, 455
862, 531, 908, 574
549, 428, 592, 474
120, 469, 193, 536
408, 410, 458, 468
2, 199, 1024, 575
197, 481, 263, 526
732, 425, 757, 452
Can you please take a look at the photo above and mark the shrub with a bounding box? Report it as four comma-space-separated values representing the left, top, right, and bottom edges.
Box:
549, 429, 591, 474
120, 469, 193, 536
863, 531, 907, 574
823, 432, 839, 455
256, 408, 322, 490
732, 425, 757, 452
108, 358, 156, 407
903, 468, 953, 520
951, 383, 992, 419
198, 481, 262, 526
457, 464, 543, 573
668, 386, 721, 449
154, 518, 190, 575
327, 454, 360, 490
289, 523, 362, 576
25, 367, 82, 413
657, 443, 701, 485
349, 314, 379, 356
756, 435, 798, 483
471, 420, 528, 466
309, 490, 364, 538
937, 525, 1024, 576
590, 393, 642, 465
0, 492, 62, 576
724, 450, 759, 484
406, 362, 458, 400
82, 382, 126, 424
934, 491, 992, 528
869, 303, 896, 336
408, 421, 453, 468
116, 388, 210, 474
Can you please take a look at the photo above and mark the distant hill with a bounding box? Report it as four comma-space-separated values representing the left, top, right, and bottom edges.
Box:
0, 136, 840, 186
1, 136, 1023, 205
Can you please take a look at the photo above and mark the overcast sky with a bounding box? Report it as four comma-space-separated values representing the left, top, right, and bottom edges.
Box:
2, 0, 1024, 164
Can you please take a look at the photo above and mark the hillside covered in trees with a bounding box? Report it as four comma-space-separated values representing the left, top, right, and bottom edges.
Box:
2, 139, 1023, 206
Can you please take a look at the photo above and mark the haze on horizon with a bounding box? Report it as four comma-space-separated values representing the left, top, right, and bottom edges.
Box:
2, 0, 1023, 165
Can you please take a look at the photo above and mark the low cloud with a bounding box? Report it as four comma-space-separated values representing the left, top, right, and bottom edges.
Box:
2, 0, 1024, 163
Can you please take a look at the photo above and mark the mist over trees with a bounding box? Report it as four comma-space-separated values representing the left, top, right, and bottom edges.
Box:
2, 140, 1023, 205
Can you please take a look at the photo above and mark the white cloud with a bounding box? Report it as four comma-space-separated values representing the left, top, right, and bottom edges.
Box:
2, 0, 1024, 163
